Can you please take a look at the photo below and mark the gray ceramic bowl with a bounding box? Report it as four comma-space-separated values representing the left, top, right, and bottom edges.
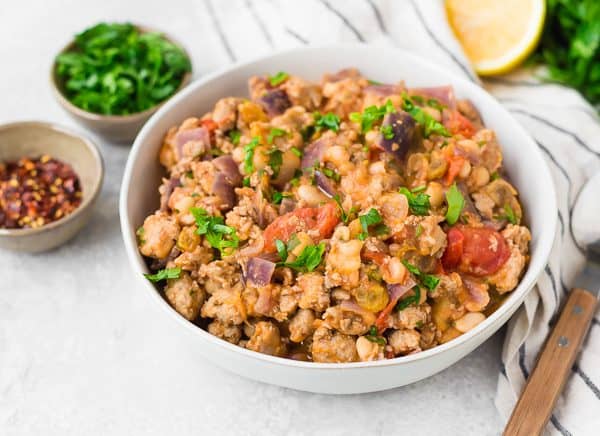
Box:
50, 25, 192, 144
0, 121, 104, 252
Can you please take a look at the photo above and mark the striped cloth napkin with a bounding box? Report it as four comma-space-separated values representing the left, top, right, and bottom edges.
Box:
193, 1, 600, 433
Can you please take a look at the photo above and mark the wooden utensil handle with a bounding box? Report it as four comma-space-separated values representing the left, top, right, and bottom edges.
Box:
504, 288, 597, 436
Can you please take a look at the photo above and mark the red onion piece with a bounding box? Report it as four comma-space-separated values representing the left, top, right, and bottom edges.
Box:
213, 155, 242, 187
409, 86, 456, 110
374, 277, 417, 333
339, 299, 377, 325
314, 170, 337, 197
258, 89, 291, 117
279, 197, 296, 215
174, 127, 210, 158
160, 177, 181, 212
246, 257, 276, 287
211, 172, 236, 210
301, 139, 327, 169
377, 112, 421, 162
364, 84, 403, 97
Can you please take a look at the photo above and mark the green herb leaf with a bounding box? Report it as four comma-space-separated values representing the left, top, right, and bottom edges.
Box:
290, 146, 303, 157
314, 112, 341, 132
401, 260, 440, 292
228, 129, 241, 145
402, 96, 450, 138
267, 127, 287, 144
349, 100, 396, 133
243, 137, 260, 174
445, 183, 465, 225
268, 148, 283, 178
280, 242, 326, 272
144, 267, 181, 282
502, 203, 518, 225
268, 71, 289, 86
399, 187, 431, 216
365, 325, 387, 345
272, 190, 291, 205
191, 207, 239, 256
55, 23, 191, 116
396, 286, 421, 311
381, 124, 394, 139
321, 166, 341, 182
275, 239, 288, 262
242, 176, 251, 187
333, 194, 357, 224
358, 208, 386, 240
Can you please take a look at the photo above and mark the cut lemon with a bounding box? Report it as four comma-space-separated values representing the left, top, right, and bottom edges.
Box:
445, 0, 546, 76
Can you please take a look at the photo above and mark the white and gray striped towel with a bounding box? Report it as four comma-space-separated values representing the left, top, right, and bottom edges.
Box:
194, 1, 600, 433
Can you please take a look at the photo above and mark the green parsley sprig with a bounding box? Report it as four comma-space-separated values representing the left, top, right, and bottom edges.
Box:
445, 183, 465, 225
276, 239, 326, 272
358, 208, 389, 241
314, 112, 341, 132
268, 71, 289, 86
402, 96, 450, 138
349, 100, 396, 133
399, 187, 431, 216
144, 267, 181, 282
401, 260, 440, 291
191, 207, 239, 256
243, 137, 260, 174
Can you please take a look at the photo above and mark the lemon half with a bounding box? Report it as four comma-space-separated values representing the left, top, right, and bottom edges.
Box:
446, 0, 546, 76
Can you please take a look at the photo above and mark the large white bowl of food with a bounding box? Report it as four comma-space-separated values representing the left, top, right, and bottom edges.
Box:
120, 44, 556, 394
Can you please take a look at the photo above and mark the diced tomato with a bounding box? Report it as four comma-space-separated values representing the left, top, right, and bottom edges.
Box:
442, 225, 510, 276
200, 118, 218, 133
444, 110, 476, 139
445, 155, 465, 185
263, 202, 340, 252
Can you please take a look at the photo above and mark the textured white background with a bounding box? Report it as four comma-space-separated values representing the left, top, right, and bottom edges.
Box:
0, 1, 504, 434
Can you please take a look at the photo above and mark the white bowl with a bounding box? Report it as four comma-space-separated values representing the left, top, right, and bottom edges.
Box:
120, 45, 556, 394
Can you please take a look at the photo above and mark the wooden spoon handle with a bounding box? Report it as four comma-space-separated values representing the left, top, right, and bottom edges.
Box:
504, 288, 597, 436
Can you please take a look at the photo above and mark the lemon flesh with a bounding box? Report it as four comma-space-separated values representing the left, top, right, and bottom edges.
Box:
446, 0, 546, 76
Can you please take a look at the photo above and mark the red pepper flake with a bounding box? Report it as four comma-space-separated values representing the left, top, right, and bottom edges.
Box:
0, 155, 82, 229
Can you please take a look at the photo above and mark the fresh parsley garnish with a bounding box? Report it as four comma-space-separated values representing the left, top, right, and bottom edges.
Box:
243, 137, 260, 174
228, 129, 241, 145
275, 239, 288, 262
278, 242, 326, 272
290, 146, 303, 158
445, 183, 464, 225
267, 127, 286, 144
268, 71, 289, 86
321, 166, 341, 182
333, 194, 357, 224
144, 267, 181, 282
395, 286, 421, 311
401, 260, 440, 291
358, 208, 389, 241
399, 187, 431, 216
268, 148, 283, 178
349, 100, 396, 133
191, 207, 239, 256
289, 169, 303, 187
242, 176, 251, 187
381, 124, 394, 139
502, 204, 518, 224
314, 112, 341, 132
185, 170, 193, 179
365, 325, 387, 345
490, 171, 500, 181
136, 226, 145, 244
55, 23, 191, 115
426, 98, 445, 111
402, 96, 450, 138
272, 190, 291, 205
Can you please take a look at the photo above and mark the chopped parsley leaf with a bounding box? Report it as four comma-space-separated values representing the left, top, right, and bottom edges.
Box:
191, 207, 239, 256
445, 183, 464, 225
268, 148, 283, 178
399, 187, 431, 216
381, 124, 394, 139
358, 208, 388, 241
275, 239, 288, 262
333, 194, 357, 224
185, 170, 193, 179
279, 242, 326, 272
396, 286, 421, 311
490, 171, 500, 181
290, 146, 303, 158
502, 204, 518, 224
321, 166, 341, 182
268, 71, 289, 86
267, 127, 287, 144
144, 267, 181, 283
243, 137, 260, 174
365, 325, 387, 345
349, 99, 396, 133
272, 190, 291, 205
314, 112, 341, 132
228, 129, 241, 145
401, 260, 440, 291
242, 176, 251, 187
402, 96, 450, 138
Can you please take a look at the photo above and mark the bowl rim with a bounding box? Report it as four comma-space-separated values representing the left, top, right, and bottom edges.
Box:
0, 120, 104, 237
49, 23, 193, 122
120, 43, 557, 370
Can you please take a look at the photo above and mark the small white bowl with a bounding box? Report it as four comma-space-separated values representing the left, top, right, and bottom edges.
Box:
120, 45, 556, 394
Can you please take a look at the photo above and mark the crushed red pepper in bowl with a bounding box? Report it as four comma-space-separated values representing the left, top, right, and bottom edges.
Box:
0, 155, 82, 229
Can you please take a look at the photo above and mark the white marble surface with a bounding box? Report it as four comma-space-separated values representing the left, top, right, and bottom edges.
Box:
0, 1, 505, 434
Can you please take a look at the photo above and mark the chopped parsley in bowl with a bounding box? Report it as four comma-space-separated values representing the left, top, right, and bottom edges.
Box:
51, 22, 192, 142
